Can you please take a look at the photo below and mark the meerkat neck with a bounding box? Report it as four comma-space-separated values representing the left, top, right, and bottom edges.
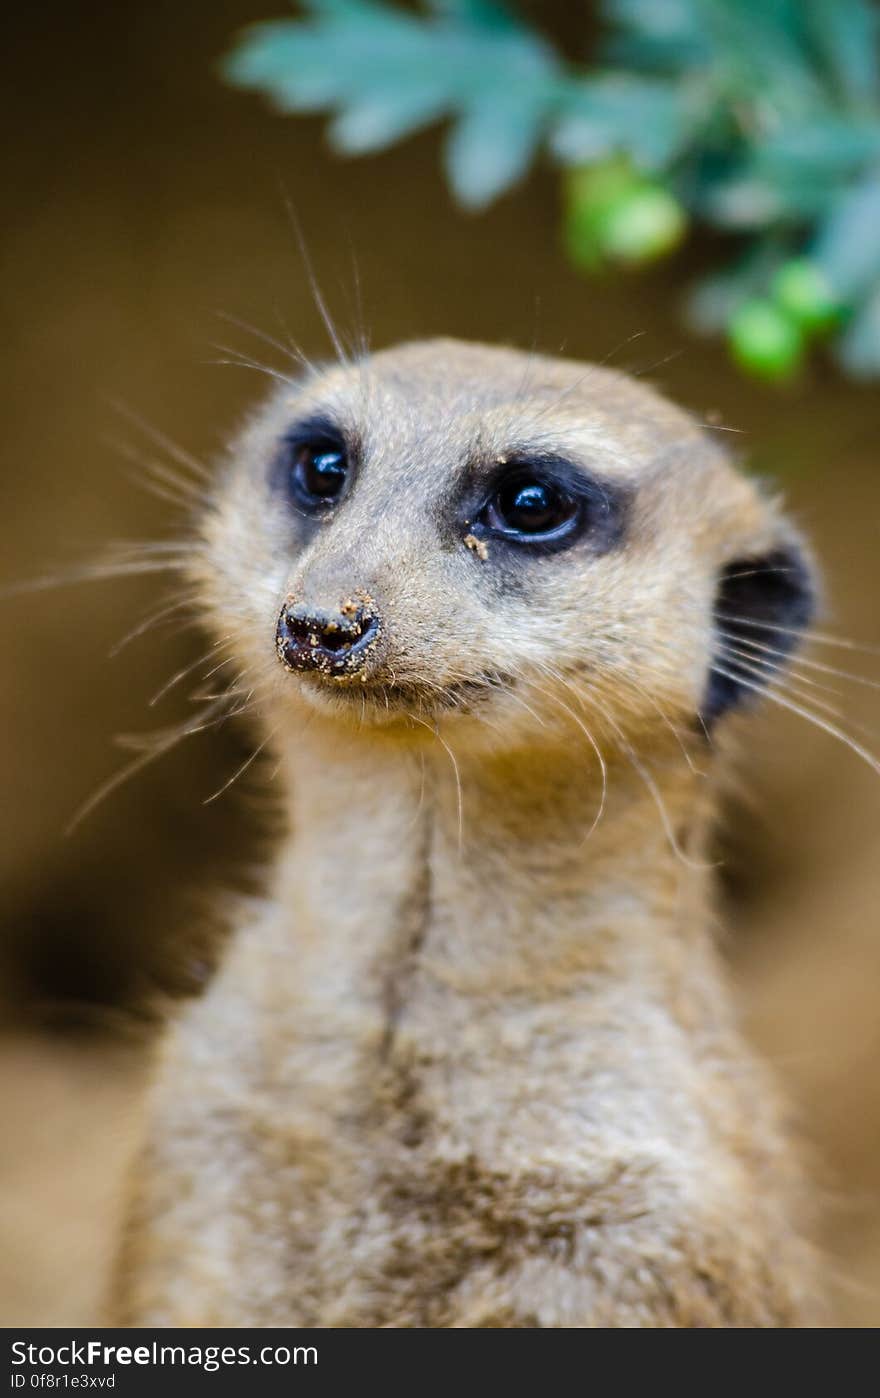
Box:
273, 719, 712, 1010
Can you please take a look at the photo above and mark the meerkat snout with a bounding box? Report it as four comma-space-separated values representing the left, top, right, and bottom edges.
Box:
276, 596, 381, 677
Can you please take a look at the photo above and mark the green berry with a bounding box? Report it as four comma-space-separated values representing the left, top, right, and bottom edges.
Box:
771, 258, 842, 334
563, 159, 636, 271
594, 185, 687, 265
728, 299, 805, 382
565, 158, 638, 214
563, 160, 686, 271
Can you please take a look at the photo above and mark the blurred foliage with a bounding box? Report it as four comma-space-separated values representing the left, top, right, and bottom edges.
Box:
225, 0, 880, 382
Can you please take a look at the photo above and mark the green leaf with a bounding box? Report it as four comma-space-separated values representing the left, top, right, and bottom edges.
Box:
834, 282, 880, 377
221, 0, 880, 384
298, 1, 391, 15
445, 91, 548, 207
755, 116, 880, 178
804, 0, 880, 102
598, 0, 711, 72
425, 0, 518, 28
223, 19, 420, 112
701, 174, 795, 229
701, 151, 854, 229
329, 84, 451, 152
551, 75, 689, 170
813, 174, 880, 299
224, 4, 561, 202
223, 24, 321, 93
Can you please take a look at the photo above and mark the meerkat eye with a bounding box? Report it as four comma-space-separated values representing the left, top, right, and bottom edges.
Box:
283, 433, 350, 511
480, 472, 579, 539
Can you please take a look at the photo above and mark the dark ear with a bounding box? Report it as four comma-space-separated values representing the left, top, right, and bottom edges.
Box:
702, 543, 817, 727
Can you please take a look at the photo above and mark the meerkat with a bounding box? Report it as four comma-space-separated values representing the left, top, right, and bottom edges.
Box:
115, 338, 823, 1327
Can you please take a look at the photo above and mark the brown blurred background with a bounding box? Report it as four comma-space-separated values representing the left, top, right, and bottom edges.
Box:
1, 0, 878, 1325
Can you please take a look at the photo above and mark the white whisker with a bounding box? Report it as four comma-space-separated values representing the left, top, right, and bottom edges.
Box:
279, 189, 352, 367
149, 637, 234, 707
407, 711, 463, 851
585, 687, 709, 869
526, 666, 607, 843
717, 629, 880, 692
0, 556, 191, 599
710, 660, 880, 778
215, 311, 311, 372
109, 594, 198, 657
106, 400, 210, 481
208, 345, 298, 388
67, 697, 234, 834
717, 611, 880, 657
204, 726, 279, 804
717, 643, 876, 737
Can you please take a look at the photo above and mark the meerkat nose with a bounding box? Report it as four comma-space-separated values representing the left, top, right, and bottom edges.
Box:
275, 598, 380, 678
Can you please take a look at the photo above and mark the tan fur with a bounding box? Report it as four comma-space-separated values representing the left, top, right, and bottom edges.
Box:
115, 340, 822, 1327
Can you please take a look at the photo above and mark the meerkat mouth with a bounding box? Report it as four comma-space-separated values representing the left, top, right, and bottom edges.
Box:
290, 668, 508, 720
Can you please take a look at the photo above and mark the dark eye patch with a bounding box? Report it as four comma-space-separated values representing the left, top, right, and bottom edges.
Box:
464, 451, 630, 556
272, 414, 357, 515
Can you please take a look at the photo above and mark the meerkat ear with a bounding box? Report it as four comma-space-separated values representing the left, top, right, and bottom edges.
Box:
702, 539, 818, 726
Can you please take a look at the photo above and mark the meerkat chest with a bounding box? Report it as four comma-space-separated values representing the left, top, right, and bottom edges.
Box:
139, 852, 788, 1327
214, 907, 714, 1325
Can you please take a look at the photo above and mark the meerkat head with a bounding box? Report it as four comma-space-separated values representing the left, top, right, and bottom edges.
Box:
195, 338, 816, 754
